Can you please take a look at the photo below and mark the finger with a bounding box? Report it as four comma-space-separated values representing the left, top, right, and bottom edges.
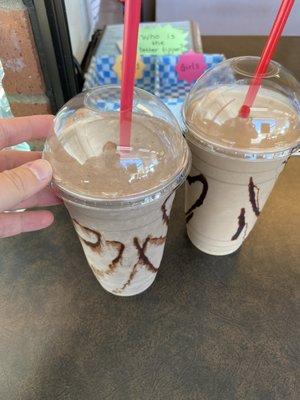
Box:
0, 150, 41, 171
0, 115, 54, 150
0, 159, 52, 212
0, 210, 54, 238
11, 187, 62, 210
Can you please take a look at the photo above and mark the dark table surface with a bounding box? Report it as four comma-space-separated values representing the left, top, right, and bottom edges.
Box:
1, 37, 299, 400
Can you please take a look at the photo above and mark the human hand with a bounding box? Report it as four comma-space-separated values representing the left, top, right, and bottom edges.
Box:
0, 115, 62, 238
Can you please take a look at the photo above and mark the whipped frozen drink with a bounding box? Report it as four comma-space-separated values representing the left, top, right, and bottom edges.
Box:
183, 59, 300, 255
44, 87, 190, 295
68, 190, 175, 296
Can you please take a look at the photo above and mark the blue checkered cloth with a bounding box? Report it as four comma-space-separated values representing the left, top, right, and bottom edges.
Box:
84, 53, 226, 129
85, 55, 156, 93
155, 54, 226, 99
84, 54, 225, 95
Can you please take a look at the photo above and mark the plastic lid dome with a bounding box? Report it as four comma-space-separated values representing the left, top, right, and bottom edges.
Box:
43, 86, 190, 207
183, 56, 300, 160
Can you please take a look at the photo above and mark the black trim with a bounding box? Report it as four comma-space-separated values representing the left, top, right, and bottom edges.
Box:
141, 0, 156, 22
23, 0, 62, 111
22, 0, 79, 112
43, 0, 79, 100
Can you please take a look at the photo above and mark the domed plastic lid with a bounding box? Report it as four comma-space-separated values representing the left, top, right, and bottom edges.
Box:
43, 86, 190, 207
183, 57, 300, 160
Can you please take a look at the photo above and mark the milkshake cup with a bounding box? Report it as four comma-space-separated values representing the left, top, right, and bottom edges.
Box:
183, 56, 300, 255
43, 86, 190, 296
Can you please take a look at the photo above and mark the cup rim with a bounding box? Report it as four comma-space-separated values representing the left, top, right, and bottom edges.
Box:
182, 56, 300, 161
51, 157, 191, 209
47, 85, 192, 208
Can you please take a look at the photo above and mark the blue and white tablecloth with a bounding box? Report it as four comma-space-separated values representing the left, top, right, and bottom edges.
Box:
84, 54, 225, 129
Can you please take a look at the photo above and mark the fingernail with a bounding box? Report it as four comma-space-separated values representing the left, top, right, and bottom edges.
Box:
27, 159, 52, 181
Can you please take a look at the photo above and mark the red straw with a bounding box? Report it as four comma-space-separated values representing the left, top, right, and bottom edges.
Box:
239, 0, 295, 118
119, 0, 142, 148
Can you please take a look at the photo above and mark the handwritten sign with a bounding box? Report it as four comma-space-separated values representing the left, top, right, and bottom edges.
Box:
113, 55, 145, 80
138, 25, 188, 56
175, 51, 207, 83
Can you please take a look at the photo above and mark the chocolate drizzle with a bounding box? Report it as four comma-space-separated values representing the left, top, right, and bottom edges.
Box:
161, 192, 174, 226
231, 208, 247, 241
186, 213, 193, 224
282, 155, 291, 166
147, 236, 166, 246
248, 177, 260, 217
119, 235, 166, 292
134, 237, 160, 273
73, 220, 124, 275
185, 174, 208, 223
73, 219, 102, 250
106, 241, 125, 273
74, 219, 167, 293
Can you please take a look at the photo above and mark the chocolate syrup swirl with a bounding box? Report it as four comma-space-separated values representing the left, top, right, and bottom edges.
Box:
74, 220, 166, 292
248, 177, 260, 217
161, 192, 173, 226
73, 219, 102, 250
185, 174, 208, 223
134, 237, 160, 273
119, 235, 166, 292
231, 208, 247, 241
73, 220, 124, 275
282, 155, 291, 166
106, 241, 125, 273
186, 213, 194, 224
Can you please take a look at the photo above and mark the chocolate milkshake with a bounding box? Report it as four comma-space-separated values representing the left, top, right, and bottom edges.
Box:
44, 86, 190, 295
183, 57, 300, 255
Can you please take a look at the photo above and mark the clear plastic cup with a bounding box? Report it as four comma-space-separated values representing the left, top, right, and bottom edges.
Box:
183, 56, 300, 255
43, 86, 190, 296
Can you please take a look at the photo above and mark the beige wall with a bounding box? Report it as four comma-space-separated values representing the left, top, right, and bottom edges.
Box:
157, 0, 300, 35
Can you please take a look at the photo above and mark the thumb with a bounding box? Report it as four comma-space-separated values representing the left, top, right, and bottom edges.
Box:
0, 159, 53, 212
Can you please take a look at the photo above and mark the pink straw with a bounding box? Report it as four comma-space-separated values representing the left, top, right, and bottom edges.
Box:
119, 0, 142, 148
239, 0, 295, 118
